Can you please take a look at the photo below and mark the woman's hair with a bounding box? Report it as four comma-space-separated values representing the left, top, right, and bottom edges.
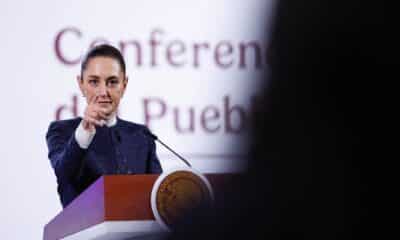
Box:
80, 44, 126, 77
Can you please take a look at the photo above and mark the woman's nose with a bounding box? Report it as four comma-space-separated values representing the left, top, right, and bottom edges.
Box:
97, 83, 107, 96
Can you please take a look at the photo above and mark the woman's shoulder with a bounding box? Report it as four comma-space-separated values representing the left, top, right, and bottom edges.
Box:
116, 118, 149, 133
47, 117, 82, 133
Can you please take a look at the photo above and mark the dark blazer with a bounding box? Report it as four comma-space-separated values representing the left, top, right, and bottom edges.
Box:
46, 117, 162, 208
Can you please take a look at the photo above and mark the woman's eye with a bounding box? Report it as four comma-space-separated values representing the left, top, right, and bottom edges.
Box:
89, 80, 98, 85
108, 80, 119, 86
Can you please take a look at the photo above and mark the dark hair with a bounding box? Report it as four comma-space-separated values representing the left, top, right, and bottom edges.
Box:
80, 44, 126, 77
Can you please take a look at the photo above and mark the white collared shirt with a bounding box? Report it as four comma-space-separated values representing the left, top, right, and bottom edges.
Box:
75, 113, 117, 149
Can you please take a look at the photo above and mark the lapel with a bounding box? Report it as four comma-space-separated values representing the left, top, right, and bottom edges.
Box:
113, 118, 148, 173
87, 126, 118, 174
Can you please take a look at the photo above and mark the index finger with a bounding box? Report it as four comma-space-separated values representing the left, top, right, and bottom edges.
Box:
89, 95, 99, 105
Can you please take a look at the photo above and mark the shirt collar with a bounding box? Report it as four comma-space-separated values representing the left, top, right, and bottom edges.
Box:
106, 112, 117, 127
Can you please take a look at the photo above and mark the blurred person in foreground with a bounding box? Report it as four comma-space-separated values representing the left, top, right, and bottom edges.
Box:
46, 44, 162, 208
165, 0, 387, 239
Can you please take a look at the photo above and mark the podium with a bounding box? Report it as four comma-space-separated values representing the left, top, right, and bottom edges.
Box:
43, 174, 234, 240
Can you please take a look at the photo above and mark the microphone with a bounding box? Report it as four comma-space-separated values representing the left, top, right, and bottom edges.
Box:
143, 129, 192, 168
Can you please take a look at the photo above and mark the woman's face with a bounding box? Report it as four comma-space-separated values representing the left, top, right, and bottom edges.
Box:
78, 56, 128, 114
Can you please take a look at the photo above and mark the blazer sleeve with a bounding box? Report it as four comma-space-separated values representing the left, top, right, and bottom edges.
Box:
46, 121, 86, 182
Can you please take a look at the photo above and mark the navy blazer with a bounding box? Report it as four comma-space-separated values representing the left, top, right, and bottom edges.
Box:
46, 117, 162, 208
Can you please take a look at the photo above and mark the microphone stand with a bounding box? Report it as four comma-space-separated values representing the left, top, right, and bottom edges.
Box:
144, 129, 192, 168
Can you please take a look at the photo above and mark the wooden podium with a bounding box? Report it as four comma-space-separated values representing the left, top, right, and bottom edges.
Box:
43, 174, 234, 240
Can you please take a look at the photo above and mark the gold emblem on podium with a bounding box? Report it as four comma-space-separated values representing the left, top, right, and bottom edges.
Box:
151, 168, 214, 230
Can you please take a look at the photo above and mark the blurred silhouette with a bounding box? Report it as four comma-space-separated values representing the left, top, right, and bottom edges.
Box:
136, 1, 388, 239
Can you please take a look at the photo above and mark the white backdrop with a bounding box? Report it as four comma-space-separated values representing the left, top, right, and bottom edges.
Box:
0, 0, 274, 238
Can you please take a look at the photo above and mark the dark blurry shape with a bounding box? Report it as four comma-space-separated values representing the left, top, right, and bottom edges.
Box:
145, 0, 388, 239
252, 0, 385, 238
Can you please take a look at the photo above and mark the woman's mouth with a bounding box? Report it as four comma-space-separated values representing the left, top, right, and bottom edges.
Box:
98, 101, 112, 104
